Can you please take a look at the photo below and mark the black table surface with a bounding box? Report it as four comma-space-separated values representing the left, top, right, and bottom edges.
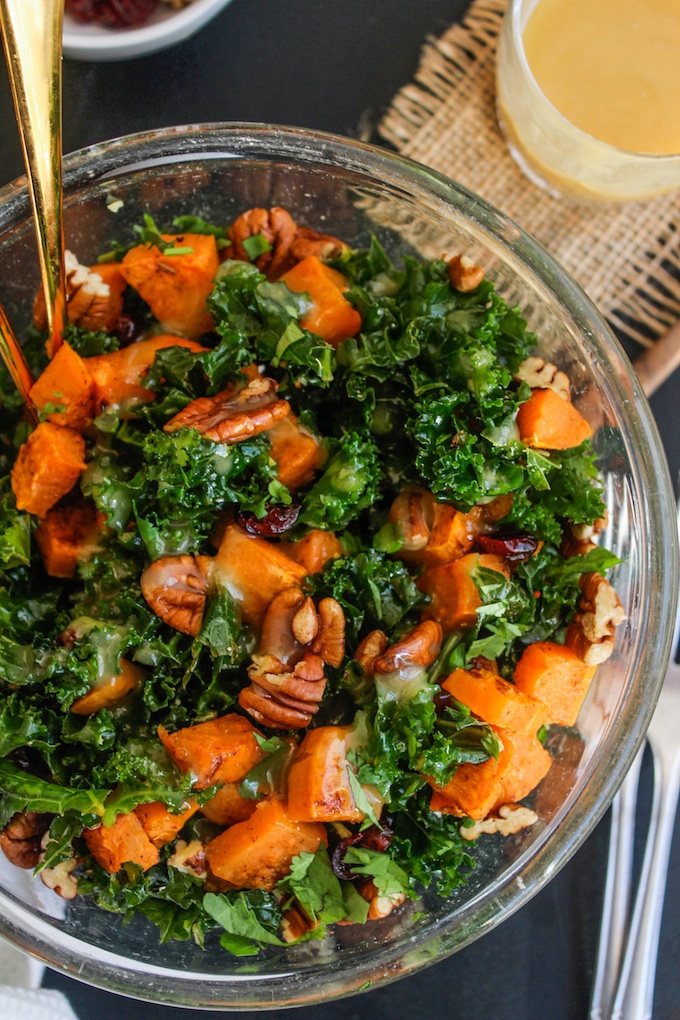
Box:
1, 2, 679, 1018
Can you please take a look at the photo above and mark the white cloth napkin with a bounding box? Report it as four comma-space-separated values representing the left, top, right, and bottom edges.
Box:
0, 941, 78, 1020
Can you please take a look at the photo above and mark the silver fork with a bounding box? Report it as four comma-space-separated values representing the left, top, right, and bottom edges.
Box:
589, 498, 680, 1020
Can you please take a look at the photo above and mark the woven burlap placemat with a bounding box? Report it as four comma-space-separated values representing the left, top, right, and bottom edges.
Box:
379, 0, 680, 348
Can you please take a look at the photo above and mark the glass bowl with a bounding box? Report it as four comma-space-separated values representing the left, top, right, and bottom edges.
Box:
0, 124, 676, 1009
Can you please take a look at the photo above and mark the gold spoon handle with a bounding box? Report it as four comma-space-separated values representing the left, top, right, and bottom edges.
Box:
0, 304, 36, 417
0, 0, 66, 354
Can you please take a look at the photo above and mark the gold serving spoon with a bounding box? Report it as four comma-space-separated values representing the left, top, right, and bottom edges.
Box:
0, 0, 66, 406
0, 304, 35, 412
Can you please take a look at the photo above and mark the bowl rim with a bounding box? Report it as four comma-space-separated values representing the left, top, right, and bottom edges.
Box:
0, 121, 676, 1009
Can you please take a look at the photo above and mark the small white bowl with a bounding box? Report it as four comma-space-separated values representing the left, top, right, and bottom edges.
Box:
63, 0, 233, 61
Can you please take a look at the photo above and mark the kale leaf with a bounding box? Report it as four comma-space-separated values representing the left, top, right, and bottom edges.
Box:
308, 548, 424, 650
203, 889, 285, 955
298, 431, 382, 531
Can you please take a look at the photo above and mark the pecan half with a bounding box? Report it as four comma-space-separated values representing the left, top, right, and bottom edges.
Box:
448, 254, 484, 292
140, 554, 212, 636
289, 226, 348, 264
0, 811, 51, 870
373, 620, 443, 675
258, 589, 345, 668
291, 595, 320, 646
34, 249, 122, 333
311, 597, 346, 668
388, 486, 479, 566
239, 590, 345, 728
388, 486, 435, 552
238, 651, 327, 729
354, 630, 388, 675
515, 356, 571, 401
561, 514, 608, 558
565, 572, 626, 665
259, 588, 307, 665
281, 901, 320, 943
460, 803, 539, 841
40, 857, 79, 899
227, 206, 298, 277
226, 207, 348, 279
167, 838, 207, 878
163, 376, 290, 444
358, 879, 406, 921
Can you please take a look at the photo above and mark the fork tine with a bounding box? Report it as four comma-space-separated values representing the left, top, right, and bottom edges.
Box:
670, 496, 680, 657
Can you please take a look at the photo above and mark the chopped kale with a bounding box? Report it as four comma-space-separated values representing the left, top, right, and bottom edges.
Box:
0, 224, 617, 957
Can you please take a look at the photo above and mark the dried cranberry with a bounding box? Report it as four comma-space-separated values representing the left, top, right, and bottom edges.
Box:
331, 821, 394, 882
331, 844, 359, 881
113, 313, 145, 347
67, 0, 160, 28
57, 626, 78, 649
102, 0, 160, 27
477, 530, 538, 563
368, 821, 394, 852
65, 0, 101, 21
10, 747, 46, 776
433, 688, 455, 716
236, 504, 301, 538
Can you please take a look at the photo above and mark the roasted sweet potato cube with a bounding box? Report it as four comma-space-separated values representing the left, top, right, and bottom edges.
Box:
204, 797, 326, 889
120, 233, 219, 338
267, 413, 326, 490
200, 782, 257, 826
286, 726, 365, 823
493, 728, 552, 808
71, 658, 145, 716
517, 387, 593, 450
428, 791, 463, 816
85, 334, 207, 411
442, 666, 546, 734
29, 342, 95, 432
134, 799, 199, 849
390, 489, 477, 568
418, 552, 510, 631
281, 528, 343, 574
429, 732, 515, 820
279, 255, 361, 346
84, 811, 160, 873
11, 422, 86, 518
214, 524, 307, 627
514, 640, 593, 727
419, 503, 477, 567
158, 713, 265, 790
34, 500, 105, 578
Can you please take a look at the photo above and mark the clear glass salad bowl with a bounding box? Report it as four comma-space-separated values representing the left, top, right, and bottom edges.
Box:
0, 124, 676, 1009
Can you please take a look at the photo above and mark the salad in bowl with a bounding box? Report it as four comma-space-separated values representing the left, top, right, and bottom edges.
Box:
0, 125, 672, 1008
1, 199, 625, 952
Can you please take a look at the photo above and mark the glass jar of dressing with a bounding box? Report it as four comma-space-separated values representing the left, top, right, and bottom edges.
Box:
496, 0, 680, 201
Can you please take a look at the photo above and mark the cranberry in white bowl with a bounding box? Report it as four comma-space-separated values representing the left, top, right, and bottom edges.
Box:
63, 0, 233, 61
